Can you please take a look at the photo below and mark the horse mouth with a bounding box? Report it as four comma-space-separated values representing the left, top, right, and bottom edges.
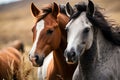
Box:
30, 55, 44, 67
65, 56, 77, 64
66, 61, 76, 64
30, 58, 40, 67
64, 49, 78, 64
31, 60, 44, 67
32, 62, 40, 67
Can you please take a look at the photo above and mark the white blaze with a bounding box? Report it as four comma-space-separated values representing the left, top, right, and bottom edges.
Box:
29, 20, 44, 58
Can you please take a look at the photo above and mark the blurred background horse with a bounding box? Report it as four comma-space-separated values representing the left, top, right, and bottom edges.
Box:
0, 40, 24, 80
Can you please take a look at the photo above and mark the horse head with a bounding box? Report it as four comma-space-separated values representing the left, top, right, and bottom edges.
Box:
64, 0, 95, 64
29, 2, 69, 67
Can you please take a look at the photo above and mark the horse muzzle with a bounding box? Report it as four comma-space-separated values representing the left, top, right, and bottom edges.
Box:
64, 49, 77, 64
29, 54, 45, 67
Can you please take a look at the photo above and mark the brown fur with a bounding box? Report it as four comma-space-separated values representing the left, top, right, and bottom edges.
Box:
0, 47, 22, 80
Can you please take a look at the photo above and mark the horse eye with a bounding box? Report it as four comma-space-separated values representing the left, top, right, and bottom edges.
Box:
47, 29, 53, 35
84, 27, 90, 33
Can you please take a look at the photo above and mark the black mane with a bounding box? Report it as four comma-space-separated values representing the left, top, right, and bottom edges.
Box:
70, 2, 87, 20
72, 2, 120, 46
59, 4, 67, 15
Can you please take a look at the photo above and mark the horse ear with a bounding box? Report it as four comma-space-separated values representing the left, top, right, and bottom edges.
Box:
31, 3, 40, 17
66, 2, 74, 17
52, 2, 59, 18
87, 0, 95, 16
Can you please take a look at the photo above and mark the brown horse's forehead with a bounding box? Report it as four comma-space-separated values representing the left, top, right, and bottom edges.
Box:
32, 14, 58, 33
44, 14, 58, 28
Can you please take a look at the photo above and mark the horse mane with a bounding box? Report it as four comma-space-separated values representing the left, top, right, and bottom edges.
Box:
72, 2, 120, 46
59, 4, 67, 15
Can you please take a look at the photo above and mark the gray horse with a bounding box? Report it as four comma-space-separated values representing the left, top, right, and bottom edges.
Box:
64, 0, 120, 80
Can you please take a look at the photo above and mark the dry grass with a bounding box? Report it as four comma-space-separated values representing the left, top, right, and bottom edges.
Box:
19, 46, 38, 80
4, 46, 38, 80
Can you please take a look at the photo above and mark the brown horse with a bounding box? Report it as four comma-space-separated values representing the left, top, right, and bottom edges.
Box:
0, 40, 24, 80
0, 47, 22, 80
29, 2, 77, 80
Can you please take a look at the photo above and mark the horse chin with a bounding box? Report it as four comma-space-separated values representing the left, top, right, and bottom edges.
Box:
36, 59, 44, 67
66, 61, 76, 64
31, 56, 44, 67
66, 57, 78, 64
32, 63, 40, 67
32, 61, 44, 67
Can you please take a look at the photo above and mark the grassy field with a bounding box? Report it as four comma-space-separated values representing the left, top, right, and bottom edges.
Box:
0, 0, 120, 80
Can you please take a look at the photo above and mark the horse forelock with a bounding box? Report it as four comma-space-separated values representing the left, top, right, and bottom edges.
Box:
70, 2, 87, 20
35, 4, 52, 22
36, 3, 68, 23
59, 4, 67, 15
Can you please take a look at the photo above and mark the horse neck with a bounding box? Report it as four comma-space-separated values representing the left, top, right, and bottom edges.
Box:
52, 35, 68, 76
52, 14, 69, 74
53, 47, 66, 66
96, 29, 116, 63
80, 28, 98, 79
80, 28, 120, 79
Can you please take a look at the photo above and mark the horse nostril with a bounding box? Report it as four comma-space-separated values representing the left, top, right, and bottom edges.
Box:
71, 51, 75, 57
35, 55, 39, 61
71, 48, 76, 57
34, 54, 44, 66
